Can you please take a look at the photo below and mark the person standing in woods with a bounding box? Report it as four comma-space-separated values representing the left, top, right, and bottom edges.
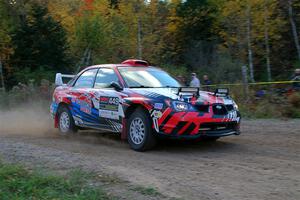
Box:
190, 73, 200, 87
291, 69, 300, 90
202, 75, 212, 91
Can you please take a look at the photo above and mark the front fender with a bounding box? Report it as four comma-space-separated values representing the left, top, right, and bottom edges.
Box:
122, 97, 166, 134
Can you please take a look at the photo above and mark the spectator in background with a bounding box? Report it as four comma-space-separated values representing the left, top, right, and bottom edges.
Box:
190, 72, 200, 87
202, 75, 212, 91
291, 69, 300, 90
176, 75, 187, 86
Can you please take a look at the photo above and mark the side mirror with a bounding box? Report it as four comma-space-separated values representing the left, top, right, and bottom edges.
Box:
55, 73, 63, 86
110, 81, 123, 92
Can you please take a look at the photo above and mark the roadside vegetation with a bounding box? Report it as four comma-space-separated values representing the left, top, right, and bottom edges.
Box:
1, 0, 300, 88
0, 159, 169, 200
0, 0, 300, 118
0, 161, 113, 200
1, 82, 300, 118
130, 186, 161, 197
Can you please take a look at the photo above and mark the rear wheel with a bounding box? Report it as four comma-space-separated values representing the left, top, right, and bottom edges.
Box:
58, 106, 77, 135
127, 108, 157, 151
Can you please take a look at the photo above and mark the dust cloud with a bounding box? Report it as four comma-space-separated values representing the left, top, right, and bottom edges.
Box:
0, 103, 55, 136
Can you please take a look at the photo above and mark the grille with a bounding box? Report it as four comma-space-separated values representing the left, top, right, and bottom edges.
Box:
213, 104, 228, 115
194, 104, 209, 113
199, 122, 237, 132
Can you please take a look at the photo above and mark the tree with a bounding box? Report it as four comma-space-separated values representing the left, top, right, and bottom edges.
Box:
11, 3, 70, 72
219, 0, 284, 81
171, 0, 218, 68
263, 0, 272, 81
141, 0, 169, 63
0, 0, 16, 89
163, 0, 182, 63
246, 1, 255, 82
288, 0, 300, 61
0, 1, 13, 64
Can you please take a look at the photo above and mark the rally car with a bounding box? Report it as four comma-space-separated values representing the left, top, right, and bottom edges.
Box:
50, 59, 241, 151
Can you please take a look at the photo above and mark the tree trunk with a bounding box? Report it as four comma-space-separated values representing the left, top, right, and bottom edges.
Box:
288, 0, 300, 61
246, 2, 255, 82
76, 45, 91, 72
0, 60, 5, 92
137, 18, 142, 59
264, 0, 272, 81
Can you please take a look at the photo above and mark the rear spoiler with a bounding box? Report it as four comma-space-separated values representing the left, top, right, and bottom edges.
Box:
55, 73, 75, 86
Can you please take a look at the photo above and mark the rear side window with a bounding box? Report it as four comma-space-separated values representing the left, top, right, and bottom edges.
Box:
94, 68, 119, 88
74, 69, 98, 88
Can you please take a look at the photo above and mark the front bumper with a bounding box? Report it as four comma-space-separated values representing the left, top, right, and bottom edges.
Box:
158, 122, 240, 139
156, 110, 241, 139
198, 121, 241, 137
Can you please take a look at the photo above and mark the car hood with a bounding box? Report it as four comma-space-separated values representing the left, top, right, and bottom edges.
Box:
125, 88, 235, 105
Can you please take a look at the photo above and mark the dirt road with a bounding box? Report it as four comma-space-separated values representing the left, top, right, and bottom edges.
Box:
0, 119, 299, 200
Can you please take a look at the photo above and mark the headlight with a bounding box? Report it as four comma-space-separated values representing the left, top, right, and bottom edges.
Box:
233, 103, 239, 110
172, 101, 189, 111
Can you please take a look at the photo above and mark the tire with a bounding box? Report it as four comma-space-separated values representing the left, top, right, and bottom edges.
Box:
127, 108, 157, 151
57, 106, 77, 135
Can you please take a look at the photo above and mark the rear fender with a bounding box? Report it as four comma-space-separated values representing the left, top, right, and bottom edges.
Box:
53, 100, 72, 128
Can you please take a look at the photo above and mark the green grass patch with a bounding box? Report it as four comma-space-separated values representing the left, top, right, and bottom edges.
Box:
0, 161, 113, 200
130, 186, 161, 196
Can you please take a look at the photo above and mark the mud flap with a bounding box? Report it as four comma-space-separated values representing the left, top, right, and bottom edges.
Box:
121, 118, 127, 140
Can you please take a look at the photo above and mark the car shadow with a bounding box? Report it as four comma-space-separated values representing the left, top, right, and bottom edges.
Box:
60, 130, 243, 153
154, 138, 242, 153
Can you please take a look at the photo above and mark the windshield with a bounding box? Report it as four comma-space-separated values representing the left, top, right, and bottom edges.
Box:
118, 67, 181, 88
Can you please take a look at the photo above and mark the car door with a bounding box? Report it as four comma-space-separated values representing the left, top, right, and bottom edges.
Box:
91, 68, 124, 132
70, 68, 98, 127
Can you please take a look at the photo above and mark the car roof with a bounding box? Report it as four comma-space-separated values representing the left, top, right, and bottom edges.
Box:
81, 59, 150, 71
83, 64, 154, 71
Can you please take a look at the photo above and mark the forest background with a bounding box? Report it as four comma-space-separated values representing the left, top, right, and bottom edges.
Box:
1, 0, 300, 85
1, 0, 300, 117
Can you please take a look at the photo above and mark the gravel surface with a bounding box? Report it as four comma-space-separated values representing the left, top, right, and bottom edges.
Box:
0, 119, 299, 200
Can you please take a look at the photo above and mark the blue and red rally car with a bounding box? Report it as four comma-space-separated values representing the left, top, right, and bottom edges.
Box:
50, 59, 241, 151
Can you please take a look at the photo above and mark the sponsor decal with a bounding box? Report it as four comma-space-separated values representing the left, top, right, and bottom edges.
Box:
151, 110, 163, 118
99, 96, 120, 120
99, 110, 119, 120
154, 103, 164, 110
151, 110, 163, 132
99, 96, 119, 111
75, 99, 92, 114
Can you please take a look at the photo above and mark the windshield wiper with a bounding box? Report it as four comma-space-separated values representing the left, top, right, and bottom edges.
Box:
129, 85, 180, 88
129, 85, 153, 88
151, 86, 180, 88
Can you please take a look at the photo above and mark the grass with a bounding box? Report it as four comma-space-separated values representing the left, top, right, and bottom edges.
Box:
0, 161, 114, 200
130, 186, 161, 196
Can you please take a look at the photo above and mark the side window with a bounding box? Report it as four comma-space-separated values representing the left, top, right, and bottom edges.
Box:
74, 69, 97, 88
94, 68, 119, 88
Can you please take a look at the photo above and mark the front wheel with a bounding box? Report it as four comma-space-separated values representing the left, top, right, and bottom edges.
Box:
127, 108, 157, 151
57, 106, 77, 135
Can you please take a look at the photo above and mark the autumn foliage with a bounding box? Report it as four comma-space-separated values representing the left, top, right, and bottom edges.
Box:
0, 0, 300, 87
